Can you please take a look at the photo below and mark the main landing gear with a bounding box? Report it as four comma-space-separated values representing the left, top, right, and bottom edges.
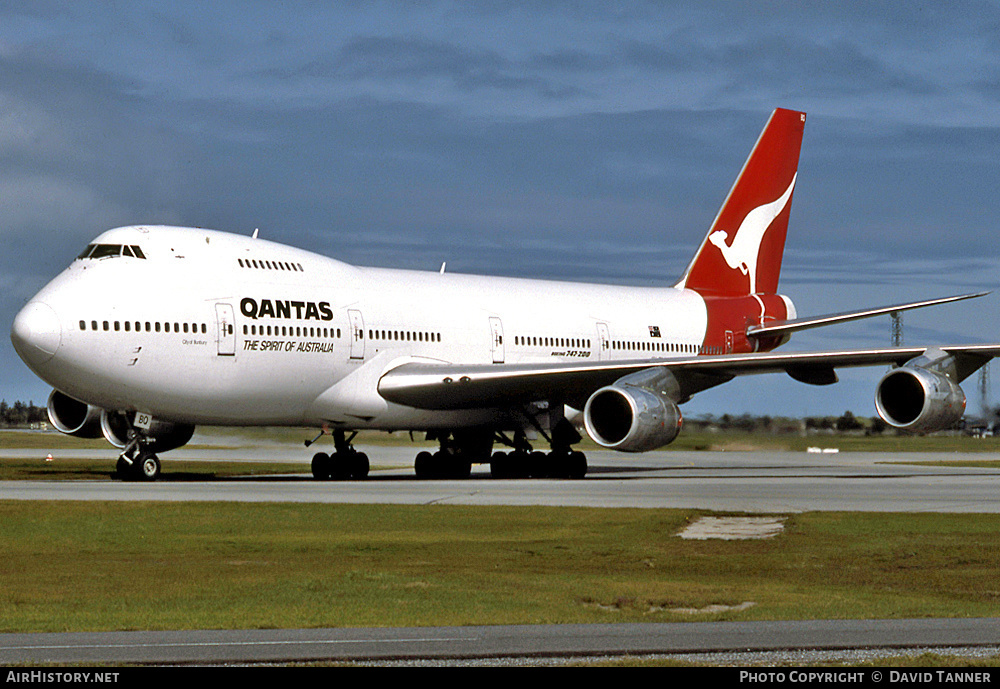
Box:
413, 429, 484, 480
309, 430, 370, 481
489, 448, 587, 480
304, 420, 588, 481
416, 424, 588, 480
489, 423, 587, 480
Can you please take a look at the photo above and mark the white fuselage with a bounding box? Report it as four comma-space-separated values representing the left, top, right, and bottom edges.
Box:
17, 225, 715, 430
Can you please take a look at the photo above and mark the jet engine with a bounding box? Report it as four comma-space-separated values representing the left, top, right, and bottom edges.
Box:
874, 353, 967, 433
583, 367, 683, 452
100, 409, 195, 453
47, 390, 102, 438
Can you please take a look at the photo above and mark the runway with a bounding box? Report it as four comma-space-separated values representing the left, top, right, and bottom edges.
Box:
3, 445, 1000, 513
3, 444, 1000, 665
2, 619, 1000, 665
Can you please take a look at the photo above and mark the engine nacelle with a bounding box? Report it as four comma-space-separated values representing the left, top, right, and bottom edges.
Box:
100, 410, 131, 448
47, 390, 102, 438
875, 364, 966, 433
583, 368, 683, 452
100, 410, 195, 453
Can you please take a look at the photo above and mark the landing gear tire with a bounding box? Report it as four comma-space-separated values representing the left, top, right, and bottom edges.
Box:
414, 451, 434, 479
528, 451, 549, 478
563, 451, 587, 479
445, 455, 472, 480
313, 450, 368, 480
414, 450, 472, 479
138, 454, 161, 482
349, 452, 369, 480
311, 452, 331, 480
491, 449, 586, 479
490, 451, 509, 479
491, 450, 529, 479
115, 456, 131, 479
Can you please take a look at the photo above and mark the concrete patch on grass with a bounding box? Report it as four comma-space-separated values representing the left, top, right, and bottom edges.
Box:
664, 601, 757, 615
677, 516, 786, 540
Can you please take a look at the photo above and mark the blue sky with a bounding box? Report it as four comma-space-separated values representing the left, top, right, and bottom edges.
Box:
3, 1, 1000, 419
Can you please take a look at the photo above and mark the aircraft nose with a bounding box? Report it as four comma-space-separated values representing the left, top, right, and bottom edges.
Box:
11, 301, 62, 367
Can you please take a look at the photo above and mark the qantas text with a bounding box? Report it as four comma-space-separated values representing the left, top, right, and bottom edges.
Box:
240, 297, 334, 321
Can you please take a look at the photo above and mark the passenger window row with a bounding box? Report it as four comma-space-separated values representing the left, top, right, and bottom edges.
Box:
237, 258, 305, 272
514, 335, 591, 349
80, 320, 207, 334
368, 329, 441, 343
244, 324, 340, 338
612, 340, 723, 355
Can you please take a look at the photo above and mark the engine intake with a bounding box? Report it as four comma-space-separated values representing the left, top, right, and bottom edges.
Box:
875, 363, 966, 433
583, 368, 683, 452
47, 390, 102, 438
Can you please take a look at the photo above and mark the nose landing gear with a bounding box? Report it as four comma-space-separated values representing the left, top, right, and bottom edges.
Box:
114, 435, 161, 482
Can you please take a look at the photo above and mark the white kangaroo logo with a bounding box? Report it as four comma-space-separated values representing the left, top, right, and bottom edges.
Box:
708, 173, 796, 294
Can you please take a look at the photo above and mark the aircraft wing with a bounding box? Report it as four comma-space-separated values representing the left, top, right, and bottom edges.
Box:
377, 344, 1000, 411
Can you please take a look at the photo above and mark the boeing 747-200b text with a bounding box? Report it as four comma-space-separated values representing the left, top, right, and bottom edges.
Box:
11, 108, 1000, 481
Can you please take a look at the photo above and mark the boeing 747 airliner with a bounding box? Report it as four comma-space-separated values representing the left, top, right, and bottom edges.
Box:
11, 108, 999, 481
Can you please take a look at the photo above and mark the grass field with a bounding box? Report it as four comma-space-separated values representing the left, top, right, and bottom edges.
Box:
1, 502, 1000, 634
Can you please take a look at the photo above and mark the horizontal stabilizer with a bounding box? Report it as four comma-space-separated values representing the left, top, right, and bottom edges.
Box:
746, 292, 989, 339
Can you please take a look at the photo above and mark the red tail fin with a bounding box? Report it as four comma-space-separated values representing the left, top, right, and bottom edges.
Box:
677, 108, 806, 296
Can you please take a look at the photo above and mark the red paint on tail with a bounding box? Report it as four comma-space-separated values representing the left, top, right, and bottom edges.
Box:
678, 108, 806, 297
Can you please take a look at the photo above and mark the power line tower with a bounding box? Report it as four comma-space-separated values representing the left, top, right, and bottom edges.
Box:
980, 363, 991, 418
890, 311, 903, 347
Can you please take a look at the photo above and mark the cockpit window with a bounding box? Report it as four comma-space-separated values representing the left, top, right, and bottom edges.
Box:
89, 244, 122, 259
75, 243, 147, 260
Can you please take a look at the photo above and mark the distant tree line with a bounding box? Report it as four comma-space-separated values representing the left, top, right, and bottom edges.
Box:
688, 411, 893, 435
0, 400, 973, 434
0, 400, 47, 427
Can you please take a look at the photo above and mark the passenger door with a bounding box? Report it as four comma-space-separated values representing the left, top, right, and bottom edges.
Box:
489, 317, 504, 364
216, 303, 235, 356
596, 322, 610, 361
349, 309, 366, 360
